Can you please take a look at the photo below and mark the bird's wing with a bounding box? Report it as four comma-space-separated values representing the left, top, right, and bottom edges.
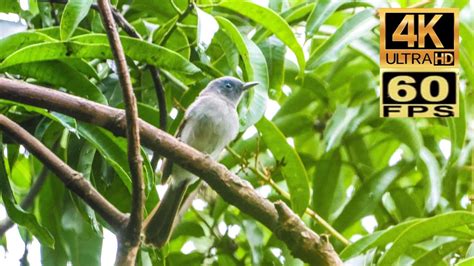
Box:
161, 116, 188, 184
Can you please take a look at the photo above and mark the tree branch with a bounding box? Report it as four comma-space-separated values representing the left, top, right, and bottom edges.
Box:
0, 167, 49, 236
0, 78, 343, 265
97, 0, 144, 264
0, 114, 128, 232
90, 2, 168, 169
226, 146, 350, 246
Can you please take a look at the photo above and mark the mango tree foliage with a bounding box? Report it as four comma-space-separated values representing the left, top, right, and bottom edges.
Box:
0, 0, 472, 265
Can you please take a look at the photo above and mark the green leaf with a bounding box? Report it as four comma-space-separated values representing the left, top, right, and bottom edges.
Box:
60, 0, 93, 40
378, 211, 474, 265
447, 91, 467, 158
152, 16, 179, 45
418, 147, 442, 212
323, 105, 359, 151
333, 162, 412, 230
37, 26, 90, 39
38, 174, 68, 265
0, 34, 201, 77
460, 23, 474, 86
456, 258, 474, 266
75, 123, 132, 193
256, 117, 310, 215
243, 220, 264, 265
10, 156, 31, 188
4, 60, 107, 104
306, 9, 377, 70
258, 37, 285, 100
0, 31, 55, 60
195, 5, 219, 52
172, 221, 205, 239
61, 201, 102, 266
306, 0, 350, 37
253, 3, 315, 43
312, 150, 342, 220
340, 219, 420, 260
0, 142, 54, 247
219, 0, 305, 73
61, 58, 100, 80
216, 17, 269, 130
0, 0, 21, 13
324, 107, 355, 150
74, 142, 101, 233
412, 240, 470, 266
381, 119, 423, 153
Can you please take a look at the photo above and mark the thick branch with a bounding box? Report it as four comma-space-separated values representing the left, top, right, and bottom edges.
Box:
98, 0, 144, 243
91, 2, 167, 168
0, 78, 342, 265
0, 114, 128, 232
97, 1, 144, 264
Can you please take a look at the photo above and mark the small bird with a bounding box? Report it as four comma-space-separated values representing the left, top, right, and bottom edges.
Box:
143, 76, 259, 247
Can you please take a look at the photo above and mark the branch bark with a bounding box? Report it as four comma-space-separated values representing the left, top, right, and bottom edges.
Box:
0, 78, 343, 266
97, 0, 144, 264
0, 114, 128, 232
90, 2, 168, 169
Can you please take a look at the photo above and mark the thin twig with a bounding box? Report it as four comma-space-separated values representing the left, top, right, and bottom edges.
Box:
149, 65, 167, 169
97, 0, 144, 264
57, 1, 167, 171
160, 3, 194, 46
226, 146, 350, 246
170, 0, 184, 15
191, 207, 221, 240
91, 2, 168, 169
0, 115, 128, 232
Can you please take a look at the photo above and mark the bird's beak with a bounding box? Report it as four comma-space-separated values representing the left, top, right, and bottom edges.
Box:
243, 81, 259, 91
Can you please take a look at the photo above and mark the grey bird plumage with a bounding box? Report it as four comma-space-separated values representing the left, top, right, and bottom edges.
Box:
143, 76, 258, 247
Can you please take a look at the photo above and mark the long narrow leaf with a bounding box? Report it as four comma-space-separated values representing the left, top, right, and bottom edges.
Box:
219, 0, 305, 73
60, 0, 93, 40
0, 35, 200, 77
255, 117, 310, 215
306, 9, 377, 70
378, 211, 474, 265
0, 141, 54, 247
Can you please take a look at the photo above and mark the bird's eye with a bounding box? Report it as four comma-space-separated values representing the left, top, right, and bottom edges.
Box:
225, 83, 232, 89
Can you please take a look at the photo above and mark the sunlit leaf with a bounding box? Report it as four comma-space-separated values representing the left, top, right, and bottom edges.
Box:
0, 31, 55, 60
219, 0, 306, 73
333, 162, 412, 230
4, 60, 107, 104
195, 5, 219, 52
0, 34, 201, 77
412, 240, 470, 266
378, 211, 474, 265
256, 117, 310, 215
306, 0, 350, 37
306, 9, 378, 70
60, 0, 93, 40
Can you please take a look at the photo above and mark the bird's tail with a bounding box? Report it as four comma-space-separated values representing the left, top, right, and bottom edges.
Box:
143, 180, 188, 247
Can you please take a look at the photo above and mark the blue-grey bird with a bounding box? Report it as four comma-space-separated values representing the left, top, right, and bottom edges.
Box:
143, 76, 258, 247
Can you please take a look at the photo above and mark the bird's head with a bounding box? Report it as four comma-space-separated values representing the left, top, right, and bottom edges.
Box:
201, 76, 259, 105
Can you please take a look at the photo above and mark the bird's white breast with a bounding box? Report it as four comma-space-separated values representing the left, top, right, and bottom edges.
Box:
180, 95, 239, 158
